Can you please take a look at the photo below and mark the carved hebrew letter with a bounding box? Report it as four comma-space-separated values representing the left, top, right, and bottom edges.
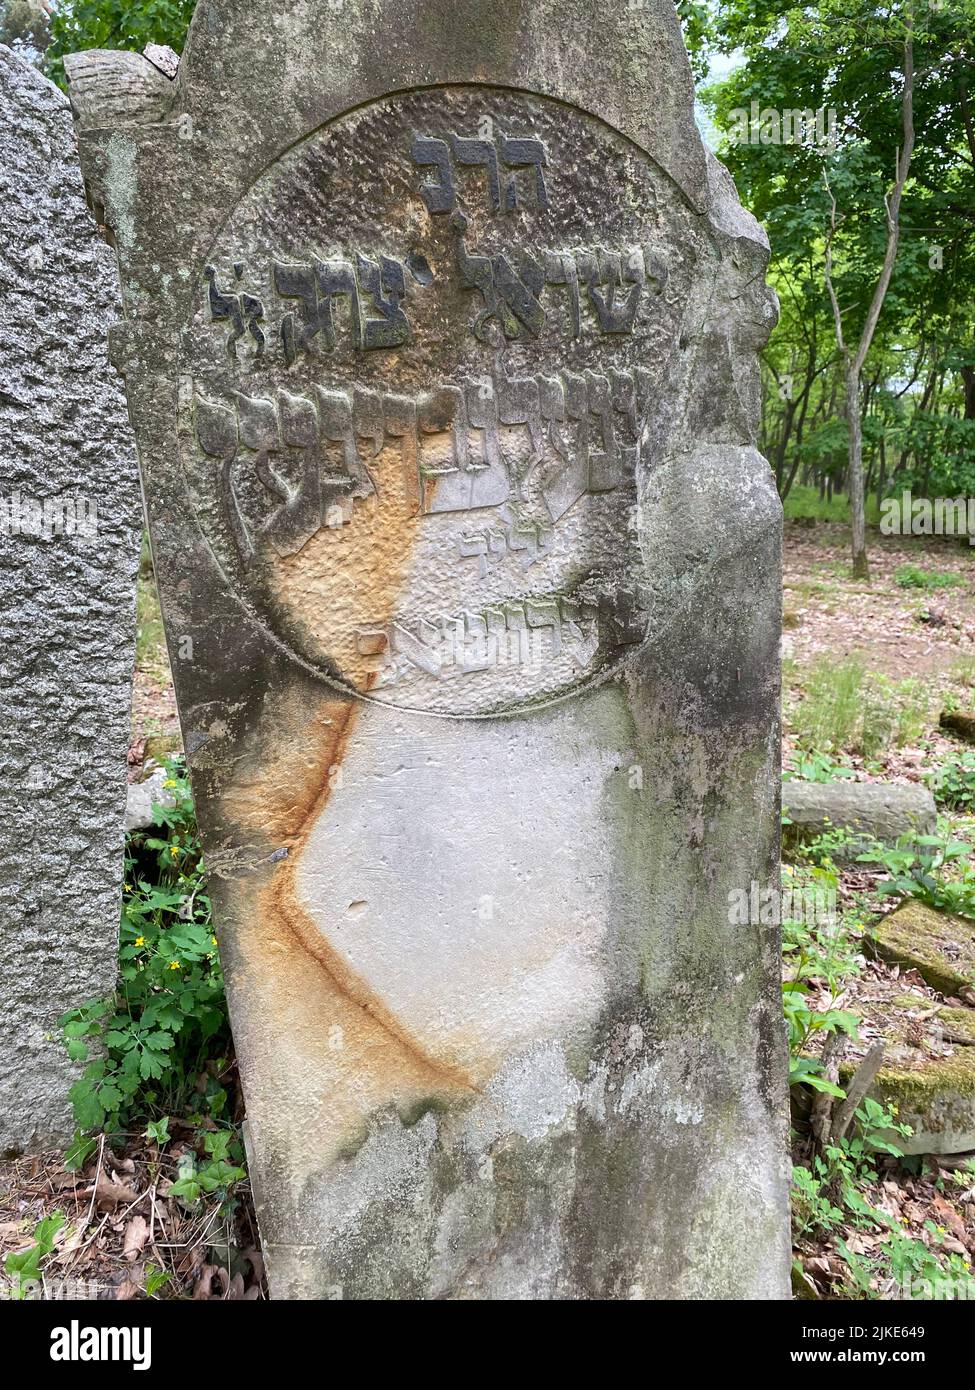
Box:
274, 261, 335, 362
317, 259, 362, 350
500, 136, 548, 211
204, 265, 265, 359
264, 390, 324, 557
449, 135, 501, 212
356, 254, 412, 350
411, 134, 455, 213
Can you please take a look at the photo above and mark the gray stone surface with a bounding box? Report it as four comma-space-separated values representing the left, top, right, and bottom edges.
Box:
782, 780, 937, 858
0, 46, 141, 1155
67, 0, 790, 1298
124, 767, 177, 831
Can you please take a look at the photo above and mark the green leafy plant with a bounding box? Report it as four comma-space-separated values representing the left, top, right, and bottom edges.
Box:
169, 1129, 246, 1207
3, 1212, 65, 1300
839, 1224, 975, 1301
783, 752, 856, 783
59, 759, 235, 1150
894, 564, 965, 591
791, 1161, 844, 1240
782, 863, 861, 1092
58, 760, 247, 1228
144, 1263, 172, 1298
928, 751, 975, 811
867, 833, 975, 920
794, 822, 867, 870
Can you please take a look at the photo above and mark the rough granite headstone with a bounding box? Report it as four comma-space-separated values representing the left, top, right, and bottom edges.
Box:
66, 0, 790, 1298
0, 46, 141, 1155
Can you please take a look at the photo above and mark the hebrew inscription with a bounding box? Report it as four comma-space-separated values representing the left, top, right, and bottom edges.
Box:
181, 86, 705, 715
411, 130, 549, 214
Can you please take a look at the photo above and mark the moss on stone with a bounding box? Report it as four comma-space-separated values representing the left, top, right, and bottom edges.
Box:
873, 1050, 975, 1103
837, 1045, 975, 1153
869, 900, 975, 997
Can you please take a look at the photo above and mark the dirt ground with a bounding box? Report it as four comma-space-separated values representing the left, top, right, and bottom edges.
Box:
785, 525, 975, 680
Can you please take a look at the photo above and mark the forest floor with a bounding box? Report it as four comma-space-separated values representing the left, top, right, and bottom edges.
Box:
781, 516, 975, 1299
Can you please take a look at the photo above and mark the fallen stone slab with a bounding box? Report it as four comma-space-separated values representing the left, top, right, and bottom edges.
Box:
868, 901, 975, 1001
830, 991, 975, 1156
782, 781, 936, 859
940, 710, 975, 744
847, 994, 975, 1156
864, 1050, 975, 1156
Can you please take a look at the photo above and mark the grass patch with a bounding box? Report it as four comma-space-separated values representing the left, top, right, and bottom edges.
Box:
894, 564, 964, 591
135, 546, 170, 684
790, 658, 931, 757
784, 484, 882, 526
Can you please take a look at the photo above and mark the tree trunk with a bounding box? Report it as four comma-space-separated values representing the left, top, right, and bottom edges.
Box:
962, 363, 975, 420
847, 365, 868, 579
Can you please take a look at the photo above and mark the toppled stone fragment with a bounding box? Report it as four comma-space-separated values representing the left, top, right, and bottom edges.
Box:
782, 780, 936, 859
124, 767, 178, 831
869, 901, 975, 1000
940, 710, 975, 744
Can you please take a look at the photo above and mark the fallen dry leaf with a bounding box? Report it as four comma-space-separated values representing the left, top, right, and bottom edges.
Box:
81, 1175, 141, 1208
123, 1216, 149, 1262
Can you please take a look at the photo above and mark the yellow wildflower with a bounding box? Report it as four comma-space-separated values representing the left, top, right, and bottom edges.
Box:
169, 960, 180, 970
134, 936, 145, 948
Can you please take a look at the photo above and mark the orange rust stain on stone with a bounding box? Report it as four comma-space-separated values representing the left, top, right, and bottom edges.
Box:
232, 690, 476, 1118
268, 438, 425, 690
225, 434, 482, 1143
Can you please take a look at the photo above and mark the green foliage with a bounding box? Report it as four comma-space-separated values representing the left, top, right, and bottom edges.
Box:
59, 758, 232, 1147
4, 1212, 65, 1300
867, 832, 975, 920
839, 1224, 975, 1300
44, 0, 196, 87
694, 1, 975, 512
782, 862, 861, 1092
792, 1162, 845, 1240
928, 751, 975, 812
169, 1129, 246, 1206
786, 1098, 975, 1300
144, 1263, 172, 1297
791, 658, 930, 757
783, 751, 856, 783
792, 1096, 909, 1236
795, 822, 866, 869
895, 564, 965, 591
135, 547, 169, 683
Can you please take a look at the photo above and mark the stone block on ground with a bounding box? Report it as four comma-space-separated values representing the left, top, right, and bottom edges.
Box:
868, 901, 975, 1001
839, 993, 975, 1156
782, 780, 937, 859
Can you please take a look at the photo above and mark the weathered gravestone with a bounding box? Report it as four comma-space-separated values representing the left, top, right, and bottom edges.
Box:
0, 46, 140, 1154
67, 0, 790, 1297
